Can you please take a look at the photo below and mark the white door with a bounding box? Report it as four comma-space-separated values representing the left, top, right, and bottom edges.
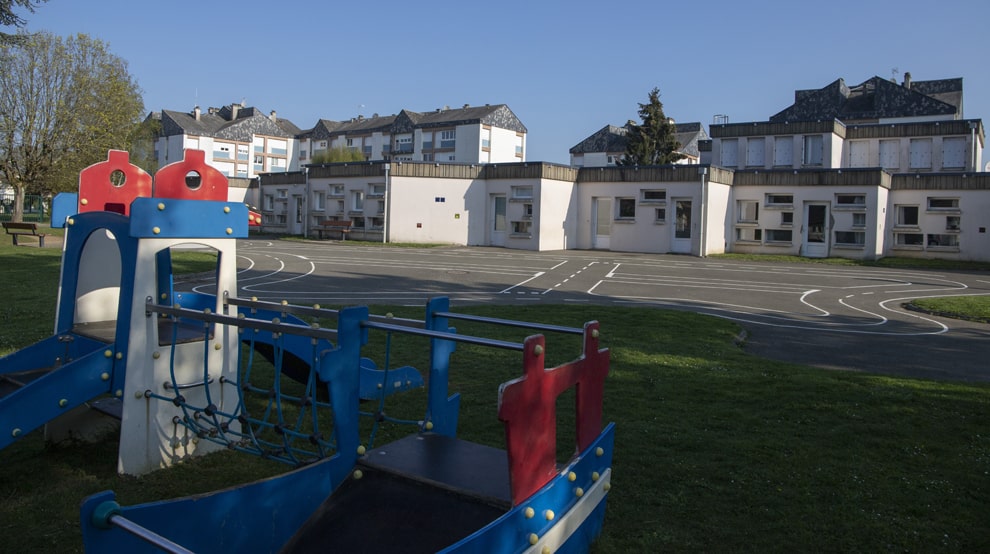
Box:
802, 203, 830, 258
490, 195, 506, 247
592, 198, 611, 249
292, 195, 305, 235
671, 199, 692, 253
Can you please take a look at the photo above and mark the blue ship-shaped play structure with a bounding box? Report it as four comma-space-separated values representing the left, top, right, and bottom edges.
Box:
0, 150, 614, 553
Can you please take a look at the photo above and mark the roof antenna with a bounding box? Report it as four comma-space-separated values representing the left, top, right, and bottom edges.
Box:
890, 67, 899, 82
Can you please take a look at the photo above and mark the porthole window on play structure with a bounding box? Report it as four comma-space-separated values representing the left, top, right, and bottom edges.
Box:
155, 243, 221, 346
109, 169, 126, 187
185, 170, 202, 190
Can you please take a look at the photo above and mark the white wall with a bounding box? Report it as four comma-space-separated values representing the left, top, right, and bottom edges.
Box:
387, 175, 478, 245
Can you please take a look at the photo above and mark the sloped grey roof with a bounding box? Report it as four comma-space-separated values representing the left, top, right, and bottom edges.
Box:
569, 122, 708, 158
307, 104, 527, 138
770, 76, 960, 123
158, 105, 300, 141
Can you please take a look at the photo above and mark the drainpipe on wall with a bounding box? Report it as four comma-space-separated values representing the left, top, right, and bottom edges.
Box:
699, 165, 708, 257
970, 121, 978, 171
382, 163, 391, 244
302, 166, 310, 238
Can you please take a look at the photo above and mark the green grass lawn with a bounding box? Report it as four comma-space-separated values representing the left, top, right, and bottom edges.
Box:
0, 241, 988, 552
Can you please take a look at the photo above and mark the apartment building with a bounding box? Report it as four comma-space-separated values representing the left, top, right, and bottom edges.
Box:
149, 103, 303, 185
256, 73, 990, 262
296, 104, 527, 165
569, 121, 710, 166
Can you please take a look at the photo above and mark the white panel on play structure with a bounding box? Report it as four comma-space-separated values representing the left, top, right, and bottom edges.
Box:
74, 229, 122, 324
117, 238, 242, 475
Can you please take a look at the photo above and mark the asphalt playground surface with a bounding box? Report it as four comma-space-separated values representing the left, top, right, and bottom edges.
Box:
194, 239, 990, 383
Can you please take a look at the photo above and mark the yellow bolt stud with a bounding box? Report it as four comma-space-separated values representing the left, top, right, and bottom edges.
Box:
529, 533, 539, 546
533, 344, 544, 356
544, 509, 555, 521
575, 487, 584, 497
152, 226, 161, 235
567, 471, 577, 482
157, 202, 165, 211
104, 350, 113, 358
152, 351, 161, 360
115, 389, 123, 397
81, 198, 89, 205
12, 428, 22, 437
424, 421, 434, 431
101, 372, 110, 381
59, 399, 68, 408
214, 342, 222, 350
160, 292, 168, 300
542, 547, 552, 554
603, 482, 611, 492
115, 352, 123, 360
592, 471, 600, 482
595, 447, 604, 457
357, 445, 366, 455
223, 206, 231, 213
524, 507, 535, 519
67, 218, 75, 226
226, 227, 233, 235
281, 300, 289, 306
353, 470, 364, 480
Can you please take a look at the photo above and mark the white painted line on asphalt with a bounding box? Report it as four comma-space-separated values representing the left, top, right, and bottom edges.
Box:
606, 263, 620, 278
500, 271, 546, 294
550, 260, 569, 270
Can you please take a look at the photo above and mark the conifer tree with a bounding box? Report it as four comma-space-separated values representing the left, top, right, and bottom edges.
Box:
620, 87, 684, 166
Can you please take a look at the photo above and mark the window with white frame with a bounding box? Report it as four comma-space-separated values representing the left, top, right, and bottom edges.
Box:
781, 212, 794, 226
895, 233, 924, 246
237, 144, 249, 161
942, 137, 967, 169
765, 229, 793, 242
336, 200, 345, 213
765, 193, 793, 207
312, 192, 325, 211
377, 200, 385, 214
835, 194, 866, 207
834, 231, 865, 246
910, 138, 932, 169
879, 139, 900, 169
746, 138, 765, 167
369, 217, 384, 230
737, 200, 759, 223
481, 128, 491, 150
852, 213, 866, 227
848, 140, 870, 168
523, 203, 533, 218
616, 197, 636, 219
351, 217, 365, 229
736, 228, 762, 242
641, 189, 666, 203
352, 191, 364, 212
654, 207, 666, 223
422, 132, 433, 150
896, 205, 919, 226
330, 184, 345, 197
263, 195, 274, 211
277, 189, 287, 198
773, 136, 793, 166
511, 220, 532, 235
369, 183, 385, 197
927, 234, 959, 248
946, 216, 961, 231
927, 197, 960, 211
803, 135, 823, 166
721, 138, 738, 167
511, 186, 533, 199
440, 130, 456, 148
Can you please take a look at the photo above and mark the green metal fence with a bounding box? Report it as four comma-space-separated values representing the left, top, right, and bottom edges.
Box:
0, 195, 48, 222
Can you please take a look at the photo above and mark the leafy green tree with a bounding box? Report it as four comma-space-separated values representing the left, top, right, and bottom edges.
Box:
0, 31, 143, 221
311, 144, 366, 164
619, 87, 684, 166
0, 0, 46, 45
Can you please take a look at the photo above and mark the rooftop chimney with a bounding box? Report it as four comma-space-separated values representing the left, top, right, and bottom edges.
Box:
270, 110, 277, 122
193, 106, 200, 120
231, 103, 240, 120
903, 72, 912, 90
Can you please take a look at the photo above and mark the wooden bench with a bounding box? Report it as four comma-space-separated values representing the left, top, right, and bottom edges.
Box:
315, 219, 353, 240
2, 221, 47, 247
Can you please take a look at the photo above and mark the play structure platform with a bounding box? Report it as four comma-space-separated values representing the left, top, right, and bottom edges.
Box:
0, 150, 614, 552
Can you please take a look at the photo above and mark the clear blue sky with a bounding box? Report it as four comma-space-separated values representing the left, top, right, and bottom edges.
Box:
19, 0, 990, 164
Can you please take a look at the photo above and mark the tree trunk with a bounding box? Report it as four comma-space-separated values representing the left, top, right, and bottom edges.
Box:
12, 183, 25, 222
